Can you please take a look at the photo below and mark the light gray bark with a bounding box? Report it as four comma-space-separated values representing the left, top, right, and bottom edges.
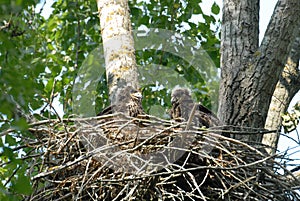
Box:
263, 28, 300, 154
97, 0, 139, 105
219, 0, 300, 142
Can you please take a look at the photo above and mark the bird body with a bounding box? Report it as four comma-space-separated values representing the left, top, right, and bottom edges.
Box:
98, 86, 147, 118
170, 86, 222, 128
127, 90, 145, 117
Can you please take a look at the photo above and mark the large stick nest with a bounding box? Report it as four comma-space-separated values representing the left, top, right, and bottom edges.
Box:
23, 114, 299, 200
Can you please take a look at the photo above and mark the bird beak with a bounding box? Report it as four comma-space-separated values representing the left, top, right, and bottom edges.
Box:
131, 91, 142, 100
171, 96, 176, 104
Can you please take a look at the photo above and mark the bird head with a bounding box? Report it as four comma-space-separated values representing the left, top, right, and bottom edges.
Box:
171, 86, 192, 104
129, 89, 143, 101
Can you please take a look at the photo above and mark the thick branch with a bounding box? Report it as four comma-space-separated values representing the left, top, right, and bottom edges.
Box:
219, 0, 260, 128
263, 27, 300, 154
97, 0, 139, 103
250, 0, 300, 128
219, 0, 300, 143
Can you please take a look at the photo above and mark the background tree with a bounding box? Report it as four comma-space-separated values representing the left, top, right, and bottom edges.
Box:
97, 0, 139, 102
219, 0, 300, 144
263, 28, 300, 153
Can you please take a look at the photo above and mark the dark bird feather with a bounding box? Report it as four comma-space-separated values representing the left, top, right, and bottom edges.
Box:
170, 86, 222, 128
97, 86, 147, 118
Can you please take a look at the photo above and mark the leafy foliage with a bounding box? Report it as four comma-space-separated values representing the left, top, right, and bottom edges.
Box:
128, 0, 221, 114
129, 0, 220, 67
0, 0, 221, 200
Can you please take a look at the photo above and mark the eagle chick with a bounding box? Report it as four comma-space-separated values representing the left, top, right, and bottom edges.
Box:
170, 86, 222, 128
98, 86, 147, 118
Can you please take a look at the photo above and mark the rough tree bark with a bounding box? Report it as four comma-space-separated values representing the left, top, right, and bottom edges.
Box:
218, 0, 300, 142
96, 0, 139, 105
263, 29, 300, 154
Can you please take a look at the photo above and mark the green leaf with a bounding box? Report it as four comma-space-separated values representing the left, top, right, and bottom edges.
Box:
0, 188, 11, 201
140, 16, 150, 25
5, 135, 17, 147
211, 2, 220, 15
45, 78, 54, 93
12, 174, 32, 195
11, 118, 29, 131
131, 7, 140, 16
2, 147, 14, 161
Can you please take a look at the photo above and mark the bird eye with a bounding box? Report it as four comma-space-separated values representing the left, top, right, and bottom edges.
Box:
135, 92, 142, 98
131, 91, 142, 99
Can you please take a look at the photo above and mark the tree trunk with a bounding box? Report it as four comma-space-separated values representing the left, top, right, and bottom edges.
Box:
263, 28, 300, 154
219, 0, 300, 142
96, 0, 139, 105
